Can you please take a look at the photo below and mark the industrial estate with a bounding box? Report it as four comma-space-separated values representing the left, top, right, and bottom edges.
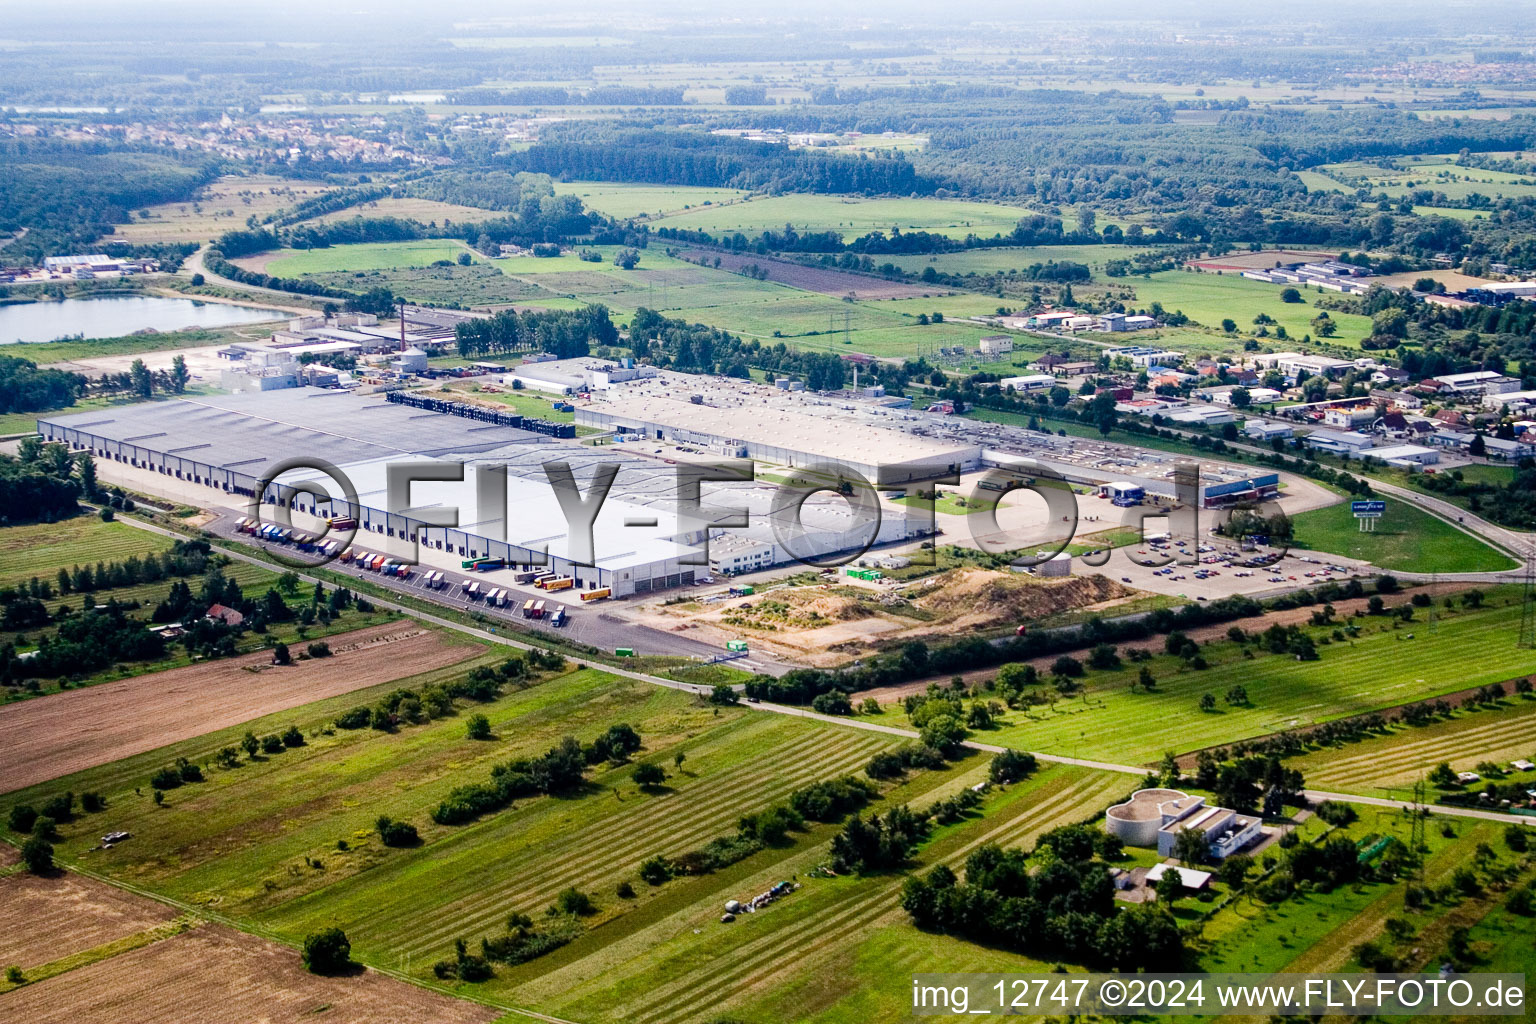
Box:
3, 3, 1536, 1022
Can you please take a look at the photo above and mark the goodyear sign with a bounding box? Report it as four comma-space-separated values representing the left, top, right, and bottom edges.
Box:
1351, 500, 1386, 519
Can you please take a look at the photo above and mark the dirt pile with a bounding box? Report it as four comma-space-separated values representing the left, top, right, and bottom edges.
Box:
914, 568, 1130, 630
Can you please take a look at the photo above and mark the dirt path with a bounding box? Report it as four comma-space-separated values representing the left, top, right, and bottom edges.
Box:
0, 621, 480, 794
859, 582, 1477, 704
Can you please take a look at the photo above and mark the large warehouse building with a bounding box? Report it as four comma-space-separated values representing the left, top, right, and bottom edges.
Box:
38, 389, 930, 596
578, 395, 981, 483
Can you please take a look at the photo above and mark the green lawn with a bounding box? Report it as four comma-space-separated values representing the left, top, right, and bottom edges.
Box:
261, 239, 479, 276
1288, 495, 1517, 573
882, 589, 1536, 766
1128, 270, 1377, 350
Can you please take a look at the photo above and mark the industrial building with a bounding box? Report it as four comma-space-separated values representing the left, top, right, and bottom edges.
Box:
39, 388, 932, 597
578, 395, 981, 483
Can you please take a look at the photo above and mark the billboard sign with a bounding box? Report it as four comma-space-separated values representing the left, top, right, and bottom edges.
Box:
1351, 500, 1386, 519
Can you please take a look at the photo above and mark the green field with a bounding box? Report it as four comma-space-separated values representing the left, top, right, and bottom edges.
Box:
646, 194, 1041, 240
883, 590, 1536, 766
1306, 154, 1536, 202
1128, 270, 1377, 350
260, 239, 479, 276
552, 181, 751, 220
1286, 698, 1536, 796
1288, 495, 1518, 573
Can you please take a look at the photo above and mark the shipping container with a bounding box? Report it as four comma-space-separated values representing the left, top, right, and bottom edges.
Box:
542, 576, 575, 591
512, 570, 540, 584
726, 640, 749, 652
522, 599, 536, 618
532, 600, 546, 619
614, 647, 635, 657
580, 587, 612, 602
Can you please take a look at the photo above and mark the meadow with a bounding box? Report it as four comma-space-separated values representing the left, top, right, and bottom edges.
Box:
645, 194, 1041, 240
0, 516, 173, 589
880, 589, 1536, 766
1127, 270, 1377, 350
108, 175, 339, 245
1306, 155, 1536, 202
552, 181, 751, 220
258, 239, 478, 276
1287, 495, 1518, 573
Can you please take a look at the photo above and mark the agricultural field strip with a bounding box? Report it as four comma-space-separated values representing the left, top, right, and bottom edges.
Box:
371, 726, 896, 960
624, 768, 1129, 1024
1294, 704, 1536, 791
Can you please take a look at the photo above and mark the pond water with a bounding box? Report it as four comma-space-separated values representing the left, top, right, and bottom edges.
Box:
0, 295, 287, 345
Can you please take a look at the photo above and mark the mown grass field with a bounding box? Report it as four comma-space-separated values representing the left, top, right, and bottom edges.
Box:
551, 181, 751, 220
1286, 698, 1536, 796
1288, 495, 1518, 573
1128, 270, 1377, 349
516, 762, 1133, 1024
645, 194, 1041, 240
261, 239, 478, 276
0, 516, 172, 589
881, 589, 1536, 766
307, 197, 508, 226
1308, 155, 1536, 202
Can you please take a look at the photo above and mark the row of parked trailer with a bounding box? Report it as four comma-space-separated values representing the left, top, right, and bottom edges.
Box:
233, 517, 345, 558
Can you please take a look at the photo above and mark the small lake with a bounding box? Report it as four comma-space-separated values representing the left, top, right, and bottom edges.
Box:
0, 296, 288, 345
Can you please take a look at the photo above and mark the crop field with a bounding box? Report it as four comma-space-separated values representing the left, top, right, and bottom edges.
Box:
0, 622, 484, 793
303, 263, 555, 308
0, 516, 172, 590
646, 194, 1041, 240
552, 181, 751, 220
882, 592, 1536, 766
1288, 495, 1517, 573
524, 762, 1132, 1024
0, 922, 499, 1024
1286, 698, 1536, 796
1128, 270, 1377, 349
107, 175, 339, 245
0, 868, 182, 970
881, 244, 1159, 276
684, 249, 949, 300
255, 239, 478, 276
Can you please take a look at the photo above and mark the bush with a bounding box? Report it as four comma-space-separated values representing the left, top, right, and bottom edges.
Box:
7, 804, 38, 834
301, 928, 351, 974
1315, 801, 1358, 826
633, 761, 666, 788
20, 837, 53, 874
306, 641, 331, 658
616, 880, 636, 899
639, 855, 673, 886
336, 706, 370, 729
466, 713, 492, 740
375, 816, 419, 847
281, 725, 305, 748
555, 886, 595, 916
80, 792, 105, 813
149, 767, 182, 790
811, 691, 853, 715
260, 734, 285, 755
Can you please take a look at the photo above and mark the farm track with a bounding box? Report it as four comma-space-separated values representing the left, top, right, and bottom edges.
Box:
362, 726, 897, 960
626, 768, 1127, 1024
